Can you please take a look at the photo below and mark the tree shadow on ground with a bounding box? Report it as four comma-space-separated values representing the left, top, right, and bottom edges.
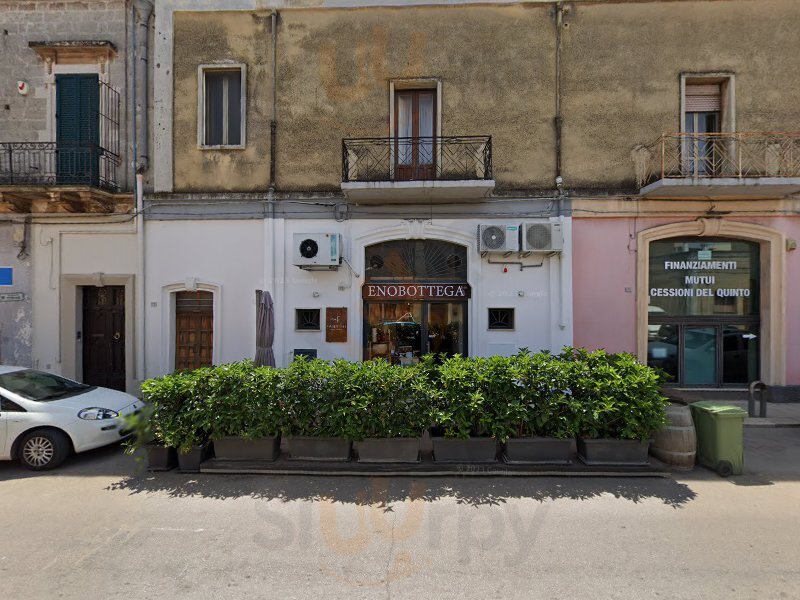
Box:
107, 465, 697, 509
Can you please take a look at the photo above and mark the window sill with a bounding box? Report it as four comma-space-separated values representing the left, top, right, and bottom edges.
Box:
198, 145, 247, 151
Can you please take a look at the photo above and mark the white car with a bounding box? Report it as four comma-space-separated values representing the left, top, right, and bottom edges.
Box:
0, 366, 143, 470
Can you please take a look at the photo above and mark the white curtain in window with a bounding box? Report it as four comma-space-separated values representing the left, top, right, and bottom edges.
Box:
397, 94, 412, 165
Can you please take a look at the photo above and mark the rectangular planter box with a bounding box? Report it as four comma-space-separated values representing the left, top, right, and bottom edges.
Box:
146, 444, 177, 471
577, 438, 650, 466
177, 444, 211, 472
432, 437, 497, 463
503, 437, 573, 465
212, 436, 280, 461
357, 438, 421, 463
287, 437, 352, 462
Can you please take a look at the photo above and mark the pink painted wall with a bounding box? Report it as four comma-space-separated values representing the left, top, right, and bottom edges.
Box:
572, 216, 800, 385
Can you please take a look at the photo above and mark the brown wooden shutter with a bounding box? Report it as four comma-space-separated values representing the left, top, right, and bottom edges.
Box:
685, 84, 721, 112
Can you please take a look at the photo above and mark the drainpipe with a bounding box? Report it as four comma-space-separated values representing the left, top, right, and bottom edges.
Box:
265, 10, 279, 362
134, 0, 152, 174
133, 0, 152, 386
554, 2, 565, 217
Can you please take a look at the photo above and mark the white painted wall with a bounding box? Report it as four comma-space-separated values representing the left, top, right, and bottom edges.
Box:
29, 221, 139, 390
144, 216, 573, 376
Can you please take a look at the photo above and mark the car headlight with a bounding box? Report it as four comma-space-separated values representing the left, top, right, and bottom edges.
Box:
78, 407, 119, 420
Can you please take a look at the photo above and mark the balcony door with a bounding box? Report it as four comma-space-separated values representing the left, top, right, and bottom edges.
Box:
395, 89, 436, 181
56, 74, 99, 186
683, 83, 722, 176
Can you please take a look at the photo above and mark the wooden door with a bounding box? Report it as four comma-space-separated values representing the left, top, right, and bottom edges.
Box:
82, 286, 125, 391
395, 89, 436, 181
175, 291, 213, 371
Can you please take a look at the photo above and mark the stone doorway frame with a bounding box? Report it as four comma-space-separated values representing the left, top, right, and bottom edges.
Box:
637, 218, 786, 385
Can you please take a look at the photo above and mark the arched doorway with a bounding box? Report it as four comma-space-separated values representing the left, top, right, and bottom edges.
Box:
647, 237, 760, 386
362, 239, 469, 362
637, 219, 786, 386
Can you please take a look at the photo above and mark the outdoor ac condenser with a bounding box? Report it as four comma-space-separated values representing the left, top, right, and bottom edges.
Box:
521, 219, 564, 252
477, 224, 520, 253
293, 233, 343, 270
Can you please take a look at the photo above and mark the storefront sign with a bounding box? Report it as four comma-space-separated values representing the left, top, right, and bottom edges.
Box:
326, 307, 347, 343
362, 282, 471, 301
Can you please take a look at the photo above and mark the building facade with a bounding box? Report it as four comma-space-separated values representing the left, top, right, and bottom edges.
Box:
3, 0, 799, 397
0, 0, 151, 392
145, 1, 574, 376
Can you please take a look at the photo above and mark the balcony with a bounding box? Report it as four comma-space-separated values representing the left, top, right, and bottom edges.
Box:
0, 142, 128, 214
638, 132, 800, 199
341, 136, 495, 203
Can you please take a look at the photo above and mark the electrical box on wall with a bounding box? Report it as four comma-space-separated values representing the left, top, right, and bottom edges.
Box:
293, 233, 343, 270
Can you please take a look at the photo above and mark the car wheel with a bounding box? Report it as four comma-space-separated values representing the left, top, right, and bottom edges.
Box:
18, 430, 70, 471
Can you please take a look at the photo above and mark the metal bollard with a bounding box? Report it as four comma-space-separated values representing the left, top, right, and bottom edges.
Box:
748, 381, 767, 418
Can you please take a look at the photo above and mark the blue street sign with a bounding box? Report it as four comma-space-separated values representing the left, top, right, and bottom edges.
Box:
0, 267, 13, 286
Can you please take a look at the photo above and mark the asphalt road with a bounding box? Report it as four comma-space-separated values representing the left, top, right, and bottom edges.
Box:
1, 429, 799, 600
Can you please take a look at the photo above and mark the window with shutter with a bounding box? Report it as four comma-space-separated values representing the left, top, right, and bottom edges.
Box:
56, 74, 99, 185
200, 67, 245, 147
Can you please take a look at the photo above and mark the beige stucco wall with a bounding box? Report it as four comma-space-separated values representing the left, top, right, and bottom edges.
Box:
170, 0, 800, 194
173, 12, 272, 191
172, 5, 556, 192
561, 0, 800, 189
276, 5, 555, 191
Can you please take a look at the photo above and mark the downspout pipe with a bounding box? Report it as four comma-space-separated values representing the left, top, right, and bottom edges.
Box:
133, 0, 152, 386
134, 0, 153, 174
554, 2, 565, 217
266, 10, 280, 362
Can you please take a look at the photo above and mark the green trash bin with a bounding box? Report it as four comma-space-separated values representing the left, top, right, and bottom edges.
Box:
690, 401, 746, 477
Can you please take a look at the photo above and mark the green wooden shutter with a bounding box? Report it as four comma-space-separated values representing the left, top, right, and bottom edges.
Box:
56, 74, 99, 184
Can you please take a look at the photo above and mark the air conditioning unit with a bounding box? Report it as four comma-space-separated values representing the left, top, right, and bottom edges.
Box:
521, 219, 564, 252
477, 224, 520, 253
293, 233, 343, 270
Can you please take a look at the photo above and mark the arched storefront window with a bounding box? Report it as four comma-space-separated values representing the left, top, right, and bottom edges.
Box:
363, 240, 469, 363
647, 238, 759, 386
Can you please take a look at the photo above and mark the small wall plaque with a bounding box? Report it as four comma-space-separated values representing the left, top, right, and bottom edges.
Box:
326, 307, 347, 343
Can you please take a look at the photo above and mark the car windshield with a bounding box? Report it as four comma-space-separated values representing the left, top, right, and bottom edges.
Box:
0, 370, 94, 402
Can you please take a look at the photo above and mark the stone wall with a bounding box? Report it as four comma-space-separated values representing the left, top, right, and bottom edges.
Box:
0, 223, 32, 367
0, 0, 131, 189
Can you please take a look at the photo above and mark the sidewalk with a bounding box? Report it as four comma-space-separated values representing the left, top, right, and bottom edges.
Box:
689, 400, 800, 428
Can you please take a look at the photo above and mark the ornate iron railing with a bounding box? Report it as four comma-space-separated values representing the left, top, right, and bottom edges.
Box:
0, 142, 119, 190
637, 132, 800, 187
342, 136, 492, 183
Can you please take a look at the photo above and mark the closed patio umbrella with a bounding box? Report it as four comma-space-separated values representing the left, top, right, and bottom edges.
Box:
255, 290, 276, 367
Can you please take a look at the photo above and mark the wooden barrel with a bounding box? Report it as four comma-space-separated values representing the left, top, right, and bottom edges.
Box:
651, 403, 697, 470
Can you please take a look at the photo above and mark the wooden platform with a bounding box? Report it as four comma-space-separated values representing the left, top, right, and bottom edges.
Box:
199, 452, 670, 477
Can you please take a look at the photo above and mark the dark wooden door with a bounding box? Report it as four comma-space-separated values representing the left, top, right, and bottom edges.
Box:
82, 286, 125, 391
175, 291, 213, 371
395, 89, 436, 181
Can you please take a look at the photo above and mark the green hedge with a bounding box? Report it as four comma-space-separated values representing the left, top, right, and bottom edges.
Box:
126, 349, 668, 453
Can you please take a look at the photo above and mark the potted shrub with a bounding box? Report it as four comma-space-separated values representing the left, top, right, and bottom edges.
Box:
123, 372, 196, 470
351, 359, 430, 463
281, 357, 353, 461
566, 349, 668, 465
208, 362, 281, 461
430, 356, 499, 463
501, 351, 579, 465
165, 366, 214, 472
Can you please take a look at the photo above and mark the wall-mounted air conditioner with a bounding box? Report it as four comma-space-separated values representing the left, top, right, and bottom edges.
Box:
293, 233, 343, 270
477, 224, 520, 253
521, 219, 564, 252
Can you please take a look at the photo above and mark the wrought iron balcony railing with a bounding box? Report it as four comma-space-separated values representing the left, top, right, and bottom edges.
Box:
342, 136, 492, 183
637, 132, 800, 187
0, 142, 119, 191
